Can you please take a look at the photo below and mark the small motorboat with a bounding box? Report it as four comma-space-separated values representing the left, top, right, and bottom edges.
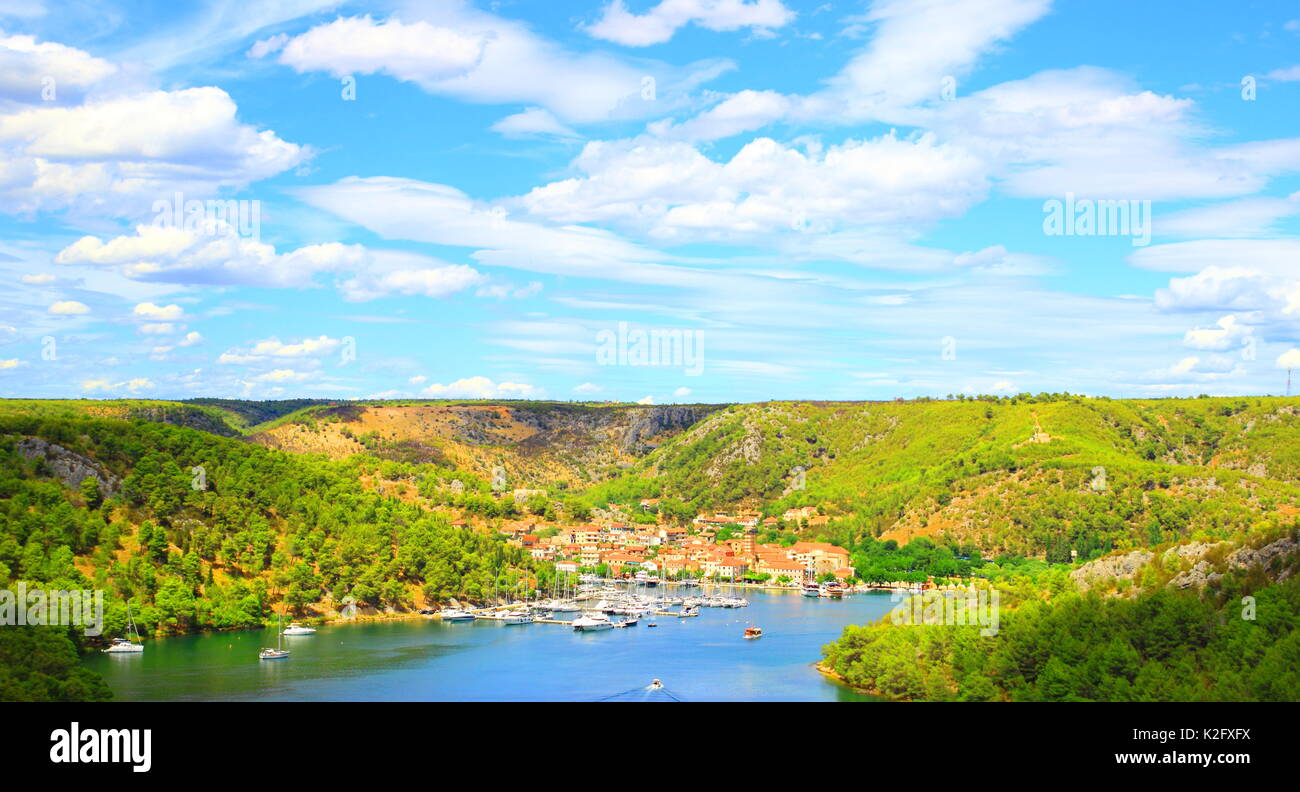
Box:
438, 608, 476, 621
646, 620, 657, 627
743, 626, 763, 639
282, 622, 316, 635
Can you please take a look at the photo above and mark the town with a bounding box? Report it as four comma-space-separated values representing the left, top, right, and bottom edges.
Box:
478, 500, 864, 591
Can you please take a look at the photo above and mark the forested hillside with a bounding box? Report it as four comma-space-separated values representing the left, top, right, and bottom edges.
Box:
0, 414, 533, 638
585, 395, 1300, 559
822, 563, 1300, 702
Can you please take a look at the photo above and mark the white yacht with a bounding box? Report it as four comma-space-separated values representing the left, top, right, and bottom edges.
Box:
103, 603, 144, 653
103, 637, 144, 654
499, 609, 534, 625
282, 622, 316, 635
572, 612, 613, 632
439, 608, 476, 621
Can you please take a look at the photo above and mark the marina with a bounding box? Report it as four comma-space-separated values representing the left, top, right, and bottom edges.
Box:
85, 588, 898, 702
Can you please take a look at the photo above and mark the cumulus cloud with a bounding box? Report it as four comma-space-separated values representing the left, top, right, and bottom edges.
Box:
518, 132, 988, 240
1153, 267, 1282, 313
421, 375, 538, 398
48, 300, 88, 314
1278, 349, 1300, 369
251, 368, 310, 382
585, 0, 795, 46
219, 335, 346, 371
276, 16, 486, 82
132, 302, 184, 320
81, 377, 154, 392
1184, 315, 1253, 352
0, 82, 307, 216
0, 31, 117, 105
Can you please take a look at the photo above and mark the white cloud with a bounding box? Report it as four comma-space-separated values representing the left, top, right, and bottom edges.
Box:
1265, 65, 1300, 82
276, 16, 487, 82
1278, 349, 1300, 369
20, 273, 54, 284
250, 335, 342, 357
1183, 315, 1252, 352
673, 386, 692, 396
296, 176, 723, 289
48, 299, 88, 314
56, 222, 471, 298
518, 132, 987, 240
339, 262, 484, 301
246, 369, 312, 382
267, 9, 729, 124
636, 394, 655, 404
585, 0, 795, 47
246, 33, 289, 59
139, 323, 176, 335
177, 331, 202, 347
651, 89, 791, 141
0, 84, 307, 216
1157, 193, 1300, 238
0, 358, 23, 369
81, 376, 154, 392
490, 107, 580, 140
0, 31, 116, 105
421, 375, 537, 398
132, 301, 184, 320
573, 381, 603, 393
1153, 265, 1293, 317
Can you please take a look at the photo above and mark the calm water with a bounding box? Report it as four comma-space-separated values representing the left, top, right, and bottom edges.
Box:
85, 588, 895, 702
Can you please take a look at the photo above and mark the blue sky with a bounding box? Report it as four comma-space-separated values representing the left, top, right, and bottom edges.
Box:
2, 0, 1300, 404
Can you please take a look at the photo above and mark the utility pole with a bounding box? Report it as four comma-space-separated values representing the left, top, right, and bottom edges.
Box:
1289, 368, 1293, 397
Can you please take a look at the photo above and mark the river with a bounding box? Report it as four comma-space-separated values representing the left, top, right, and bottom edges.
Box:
84, 587, 896, 701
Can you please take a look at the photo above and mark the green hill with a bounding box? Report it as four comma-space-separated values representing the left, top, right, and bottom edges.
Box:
582, 395, 1300, 560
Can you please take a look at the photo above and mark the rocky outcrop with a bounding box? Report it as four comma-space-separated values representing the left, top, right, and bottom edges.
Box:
622, 406, 699, 454
15, 437, 120, 495
1227, 537, 1300, 580
1075, 537, 1300, 593
1070, 550, 1152, 592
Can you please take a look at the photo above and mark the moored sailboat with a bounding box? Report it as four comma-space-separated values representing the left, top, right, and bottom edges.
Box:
103, 602, 144, 653
260, 612, 290, 659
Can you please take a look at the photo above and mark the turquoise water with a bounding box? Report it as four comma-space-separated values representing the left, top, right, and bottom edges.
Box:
85, 588, 896, 701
